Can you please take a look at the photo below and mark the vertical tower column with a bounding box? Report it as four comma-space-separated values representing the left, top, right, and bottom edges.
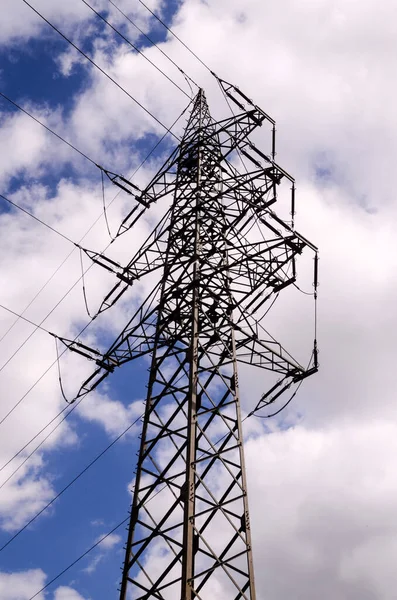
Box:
119, 90, 257, 600
181, 89, 203, 600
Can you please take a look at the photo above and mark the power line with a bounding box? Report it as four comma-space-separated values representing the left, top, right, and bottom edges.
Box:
0, 91, 99, 167
0, 399, 70, 474
0, 263, 97, 377
0, 303, 55, 336
249, 353, 315, 419
0, 319, 91, 427
10, 410, 266, 598
0, 5, 194, 374
80, 0, 191, 98
0, 396, 82, 488
28, 517, 129, 600
107, 0, 199, 91
0, 192, 75, 244
0, 350, 66, 428
0, 100, 190, 350
21, 0, 181, 141
0, 412, 143, 552
0, 103, 192, 376
137, 0, 213, 73
0, 101, 191, 449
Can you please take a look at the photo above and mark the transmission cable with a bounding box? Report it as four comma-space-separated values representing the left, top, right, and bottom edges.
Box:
0, 99, 190, 350
249, 352, 315, 419
80, 0, 191, 98
0, 395, 83, 489
0, 394, 76, 475
0, 192, 75, 244
27, 517, 129, 600
137, 0, 213, 73
100, 168, 113, 240
0, 101, 191, 466
0, 303, 56, 336
0, 362, 67, 433
0, 258, 99, 377
0, 334, 93, 476
293, 282, 315, 296
0, 412, 143, 552
0, 319, 92, 427
0, 106, 191, 378
21, 0, 180, 140
0, 91, 99, 168
107, 0, 199, 92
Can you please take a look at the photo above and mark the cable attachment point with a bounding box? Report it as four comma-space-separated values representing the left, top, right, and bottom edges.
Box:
55, 336, 120, 402
217, 76, 275, 126
102, 169, 147, 207
313, 339, 319, 370
56, 336, 102, 362
80, 246, 136, 285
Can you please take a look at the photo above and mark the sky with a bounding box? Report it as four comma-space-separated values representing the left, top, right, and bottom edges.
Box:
0, 0, 397, 599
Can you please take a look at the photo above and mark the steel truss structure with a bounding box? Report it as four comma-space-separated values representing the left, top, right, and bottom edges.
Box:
60, 79, 318, 600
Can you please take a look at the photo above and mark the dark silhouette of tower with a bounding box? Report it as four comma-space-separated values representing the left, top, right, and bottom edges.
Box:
60, 79, 317, 600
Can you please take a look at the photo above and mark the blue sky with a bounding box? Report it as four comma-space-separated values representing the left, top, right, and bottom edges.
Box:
1, 1, 397, 600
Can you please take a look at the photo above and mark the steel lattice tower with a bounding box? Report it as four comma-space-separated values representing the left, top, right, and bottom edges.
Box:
60, 79, 317, 600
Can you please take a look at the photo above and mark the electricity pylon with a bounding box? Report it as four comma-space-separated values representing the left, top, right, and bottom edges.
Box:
60, 79, 318, 599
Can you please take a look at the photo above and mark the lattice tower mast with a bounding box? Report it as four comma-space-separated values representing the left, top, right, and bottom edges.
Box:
120, 89, 257, 600
60, 80, 318, 600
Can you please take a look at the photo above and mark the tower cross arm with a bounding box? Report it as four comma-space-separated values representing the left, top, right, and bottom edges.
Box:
58, 284, 171, 402
116, 146, 181, 237
57, 324, 158, 402
215, 76, 276, 126
233, 327, 305, 376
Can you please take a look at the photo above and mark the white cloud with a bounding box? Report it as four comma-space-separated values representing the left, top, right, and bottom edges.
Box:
246, 420, 397, 599
0, 0, 164, 46
0, 0, 397, 596
95, 531, 121, 550
53, 585, 88, 600
0, 571, 88, 600
0, 462, 54, 532
77, 393, 143, 437
0, 0, 87, 45
0, 569, 46, 600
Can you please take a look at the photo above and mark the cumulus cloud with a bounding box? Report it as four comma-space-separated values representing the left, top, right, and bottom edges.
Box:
0, 0, 164, 46
0, 0, 396, 597
0, 569, 46, 600
54, 587, 88, 600
0, 570, 88, 600
246, 420, 397, 599
77, 393, 143, 436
